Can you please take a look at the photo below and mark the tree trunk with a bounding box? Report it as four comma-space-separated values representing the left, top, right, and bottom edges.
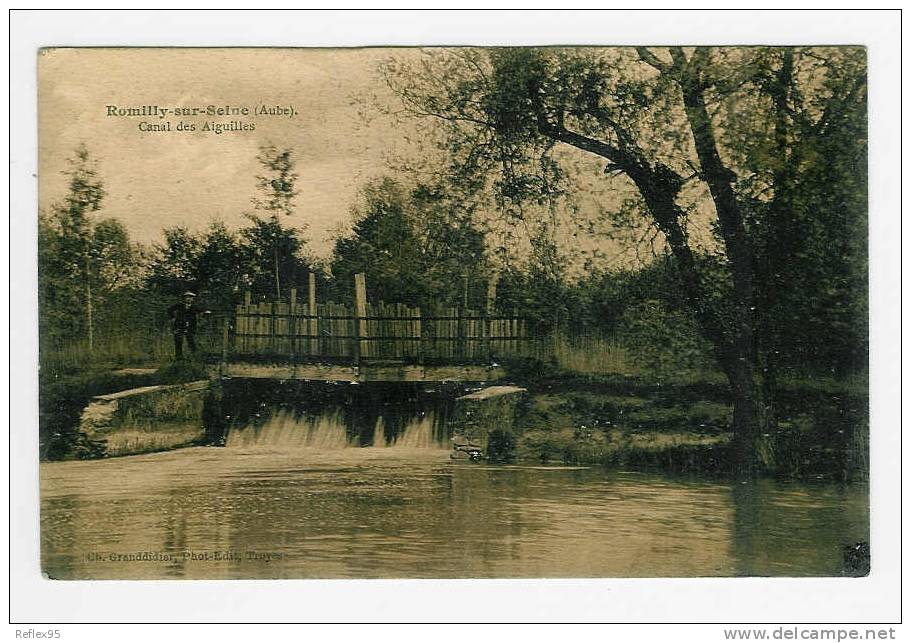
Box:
84, 253, 93, 353
670, 48, 768, 475
728, 356, 769, 477
537, 71, 768, 474
274, 244, 281, 300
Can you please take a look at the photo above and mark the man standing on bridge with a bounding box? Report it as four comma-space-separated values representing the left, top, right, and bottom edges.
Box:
168, 291, 201, 360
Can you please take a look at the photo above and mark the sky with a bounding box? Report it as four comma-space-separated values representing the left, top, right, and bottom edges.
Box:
38, 47, 698, 272
38, 48, 415, 258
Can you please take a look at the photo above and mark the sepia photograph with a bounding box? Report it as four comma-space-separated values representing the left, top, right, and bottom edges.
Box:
10, 8, 902, 631
35, 42, 871, 582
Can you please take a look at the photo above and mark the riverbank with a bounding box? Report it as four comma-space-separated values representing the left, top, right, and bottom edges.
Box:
502, 364, 869, 482
39, 356, 868, 483
39, 360, 210, 460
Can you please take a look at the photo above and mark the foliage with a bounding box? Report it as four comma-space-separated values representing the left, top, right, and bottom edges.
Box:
146, 217, 316, 312
330, 178, 427, 305
745, 50, 868, 374
239, 214, 314, 302
616, 299, 715, 375
329, 177, 490, 308
146, 226, 203, 297
409, 182, 489, 306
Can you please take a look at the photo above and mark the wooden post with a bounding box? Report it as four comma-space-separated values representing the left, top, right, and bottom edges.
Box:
289, 288, 297, 361
241, 290, 252, 355
222, 316, 229, 364
308, 272, 318, 357
414, 306, 423, 364
353, 273, 368, 364
485, 274, 498, 363
270, 301, 277, 356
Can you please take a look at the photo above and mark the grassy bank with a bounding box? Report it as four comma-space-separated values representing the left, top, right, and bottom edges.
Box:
502, 359, 868, 482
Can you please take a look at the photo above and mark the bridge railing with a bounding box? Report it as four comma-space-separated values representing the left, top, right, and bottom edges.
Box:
226, 298, 544, 365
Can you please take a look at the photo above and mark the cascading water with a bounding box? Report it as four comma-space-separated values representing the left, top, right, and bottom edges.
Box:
390, 412, 437, 448
226, 409, 350, 449
221, 381, 458, 451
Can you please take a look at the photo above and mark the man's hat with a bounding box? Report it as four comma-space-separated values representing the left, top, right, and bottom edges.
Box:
183, 291, 197, 297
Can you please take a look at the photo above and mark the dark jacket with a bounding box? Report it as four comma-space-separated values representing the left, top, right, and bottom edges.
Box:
168, 302, 199, 334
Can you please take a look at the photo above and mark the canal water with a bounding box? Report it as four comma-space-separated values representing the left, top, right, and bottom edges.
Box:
41, 441, 868, 579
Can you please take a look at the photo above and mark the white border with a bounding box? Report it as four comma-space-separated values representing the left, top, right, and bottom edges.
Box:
7, 8, 903, 628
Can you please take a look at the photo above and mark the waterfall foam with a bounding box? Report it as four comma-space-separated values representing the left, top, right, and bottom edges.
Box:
393, 413, 436, 448
225, 407, 447, 450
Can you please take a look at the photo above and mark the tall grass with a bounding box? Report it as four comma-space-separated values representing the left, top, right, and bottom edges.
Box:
551, 333, 638, 376
42, 326, 649, 380
40, 314, 228, 374
40, 332, 173, 374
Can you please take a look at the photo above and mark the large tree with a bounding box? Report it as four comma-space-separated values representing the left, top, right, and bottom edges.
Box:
383, 46, 867, 474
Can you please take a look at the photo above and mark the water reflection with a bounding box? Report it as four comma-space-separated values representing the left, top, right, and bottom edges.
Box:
730, 479, 869, 577
40, 446, 867, 579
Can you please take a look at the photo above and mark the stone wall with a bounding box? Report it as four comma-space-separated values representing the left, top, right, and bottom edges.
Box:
450, 385, 527, 450
79, 380, 211, 457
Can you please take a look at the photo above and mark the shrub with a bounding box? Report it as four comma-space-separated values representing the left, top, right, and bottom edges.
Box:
516, 426, 608, 465
616, 299, 715, 376
487, 429, 517, 462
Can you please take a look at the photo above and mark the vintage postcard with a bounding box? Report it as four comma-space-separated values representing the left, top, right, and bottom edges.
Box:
37, 45, 869, 582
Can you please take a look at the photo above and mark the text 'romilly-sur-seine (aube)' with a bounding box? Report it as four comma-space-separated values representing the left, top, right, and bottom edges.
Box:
105, 103, 298, 135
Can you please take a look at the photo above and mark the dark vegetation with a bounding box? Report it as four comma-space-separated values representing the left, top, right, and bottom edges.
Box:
498, 363, 867, 481
39, 47, 867, 477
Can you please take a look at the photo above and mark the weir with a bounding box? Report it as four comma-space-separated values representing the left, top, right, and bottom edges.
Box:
218, 380, 456, 450
76, 371, 527, 457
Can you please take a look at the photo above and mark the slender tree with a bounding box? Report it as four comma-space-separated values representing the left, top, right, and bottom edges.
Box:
41, 145, 106, 351
252, 144, 299, 299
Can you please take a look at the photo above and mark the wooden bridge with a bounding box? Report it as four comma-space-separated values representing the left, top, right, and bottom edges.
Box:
217, 273, 544, 382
